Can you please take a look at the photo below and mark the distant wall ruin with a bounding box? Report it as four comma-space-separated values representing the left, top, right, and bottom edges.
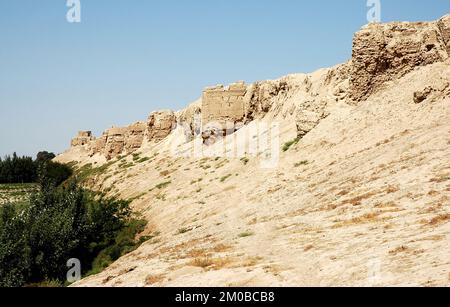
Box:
103, 127, 127, 160
201, 82, 248, 143
147, 111, 177, 142
438, 15, 450, 55
124, 122, 146, 154
350, 16, 450, 102
71, 131, 93, 147
202, 82, 247, 128
67, 15, 450, 157
70, 112, 176, 160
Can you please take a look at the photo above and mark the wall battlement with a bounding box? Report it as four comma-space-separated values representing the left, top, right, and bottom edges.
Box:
70, 112, 176, 160
202, 81, 247, 127
70, 131, 93, 147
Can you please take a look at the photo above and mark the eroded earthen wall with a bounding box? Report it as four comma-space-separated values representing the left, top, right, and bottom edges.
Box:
147, 111, 177, 142
124, 122, 146, 153
202, 82, 247, 128
71, 131, 93, 147
103, 127, 127, 160
350, 18, 449, 102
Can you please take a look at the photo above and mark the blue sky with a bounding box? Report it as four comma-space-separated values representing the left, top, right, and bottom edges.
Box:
0, 0, 448, 157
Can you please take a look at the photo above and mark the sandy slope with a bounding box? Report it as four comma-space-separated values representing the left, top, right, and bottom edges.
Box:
69, 61, 450, 287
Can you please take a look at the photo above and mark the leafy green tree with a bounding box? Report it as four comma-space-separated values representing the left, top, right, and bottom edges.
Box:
40, 161, 73, 186
0, 153, 37, 184
0, 152, 72, 185
0, 172, 146, 287
0, 204, 31, 287
36, 152, 56, 163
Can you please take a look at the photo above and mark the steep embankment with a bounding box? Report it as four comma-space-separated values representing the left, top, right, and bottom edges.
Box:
57, 15, 450, 286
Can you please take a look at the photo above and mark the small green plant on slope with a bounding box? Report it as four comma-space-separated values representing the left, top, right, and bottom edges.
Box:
220, 174, 232, 183
240, 157, 250, 165
282, 138, 300, 152
238, 232, 254, 238
155, 181, 172, 190
294, 160, 309, 167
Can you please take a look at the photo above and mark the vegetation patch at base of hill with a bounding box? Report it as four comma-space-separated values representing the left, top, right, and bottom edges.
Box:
0, 168, 147, 287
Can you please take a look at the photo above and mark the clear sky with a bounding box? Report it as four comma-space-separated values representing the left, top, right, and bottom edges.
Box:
0, 0, 448, 157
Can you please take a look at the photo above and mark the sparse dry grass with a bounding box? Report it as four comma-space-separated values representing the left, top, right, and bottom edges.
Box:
187, 248, 209, 258
156, 238, 205, 255
332, 212, 381, 228
145, 274, 165, 285
386, 185, 400, 194
430, 175, 450, 183
212, 244, 232, 253
324, 203, 338, 211
263, 264, 283, 276
337, 190, 350, 196
429, 214, 450, 226
160, 170, 170, 177
267, 185, 283, 194
190, 257, 213, 268
389, 246, 409, 255
374, 201, 397, 209
427, 190, 439, 196
239, 256, 263, 268
375, 138, 391, 147
341, 191, 378, 206
304, 244, 314, 252
189, 257, 234, 270
248, 217, 259, 225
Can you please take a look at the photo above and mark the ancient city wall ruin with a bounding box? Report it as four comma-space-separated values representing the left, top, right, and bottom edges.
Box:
68, 15, 450, 158
202, 82, 247, 128
147, 111, 176, 142
70, 111, 176, 160
71, 131, 93, 147
350, 16, 450, 101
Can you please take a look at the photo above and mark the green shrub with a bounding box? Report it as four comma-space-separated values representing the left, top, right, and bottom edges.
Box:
155, 181, 171, 190
177, 227, 192, 235
294, 160, 309, 167
0, 203, 31, 287
238, 232, 254, 238
138, 157, 150, 163
282, 138, 300, 152
88, 219, 147, 276
0, 152, 72, 185
240, 157, 250, 165
0, 174, 146, 287
132, 154, 141, 162
220, 174, 232, 182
